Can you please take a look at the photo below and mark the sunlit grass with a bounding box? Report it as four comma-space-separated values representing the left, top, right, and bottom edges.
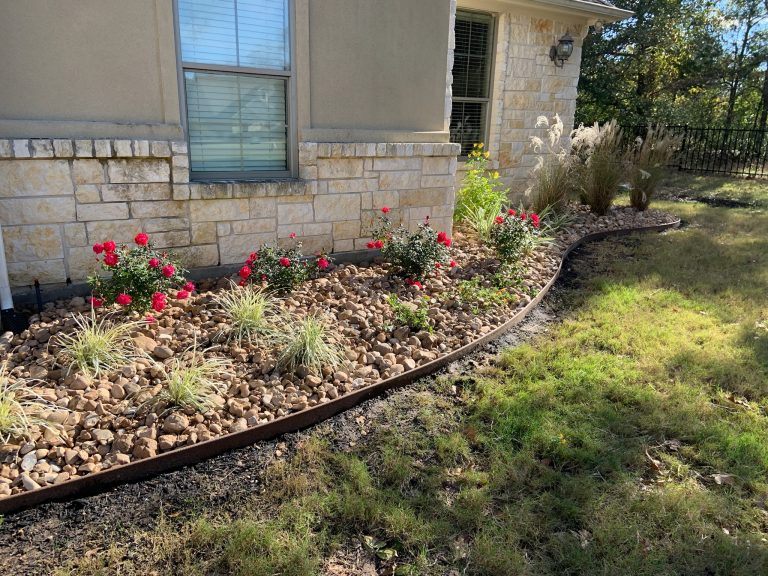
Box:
276, 314, 344, 373
214, 282, 278, 344
0, 362, 64, 444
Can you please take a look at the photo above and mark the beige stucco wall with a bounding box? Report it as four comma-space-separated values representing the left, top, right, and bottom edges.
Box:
307, 0, 451, 135
0, 0, 181, 139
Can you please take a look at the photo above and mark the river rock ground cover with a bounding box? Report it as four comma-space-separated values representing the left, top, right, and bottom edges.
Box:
0, 205, 675, 499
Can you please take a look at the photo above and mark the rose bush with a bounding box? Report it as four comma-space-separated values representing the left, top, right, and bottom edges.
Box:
489, 209, 541, 263
89, 233, 190, 312
370, 208, 453, 282
238, 236, 332, 293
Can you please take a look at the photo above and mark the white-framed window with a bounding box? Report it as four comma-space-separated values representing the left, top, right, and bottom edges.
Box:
450, 10, 494, 156
177, 0, 293, 179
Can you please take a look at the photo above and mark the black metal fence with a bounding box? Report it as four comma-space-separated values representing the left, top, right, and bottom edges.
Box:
625, 125, 768, 178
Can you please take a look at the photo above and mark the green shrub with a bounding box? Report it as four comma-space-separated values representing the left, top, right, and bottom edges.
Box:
453, 278, 517, 313
488, 210, 540, 263
89, 233, 190, 312
527, 114, 574, 213
238, 236, 331, 293
572, 120, 625, 216
454, 143, 508, 225
370, 209, 453, 282
387, 294, 432, 332
627, 125, 680, 211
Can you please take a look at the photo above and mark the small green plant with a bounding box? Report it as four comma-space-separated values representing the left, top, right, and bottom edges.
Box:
214, 283, 277, 343
454, 143, 508, 224
527, 114, 574, 213
277, 314, 344, 373
627, 125, 680, 211
572, 120, 625, 215
536, 204, 576, 235
89, 233, 191, 312
155, 342, 231, 412
453, 278, 517, 313
463, 204, 499, 241
55, 311, 142, 377
488, 210, 540, 263
238, 236, 331, 293
370, 208, 453, 282
388, 294, 432, 332
0, 363, 64, 444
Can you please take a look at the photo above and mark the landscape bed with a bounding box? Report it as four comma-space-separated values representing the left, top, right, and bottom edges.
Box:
0, 205, 678, 513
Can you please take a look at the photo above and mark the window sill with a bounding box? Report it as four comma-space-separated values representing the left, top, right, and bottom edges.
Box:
187, 178, 314, 200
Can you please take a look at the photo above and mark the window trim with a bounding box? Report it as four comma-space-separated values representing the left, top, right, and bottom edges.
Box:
173, 0, 298, 181
451, 8, 497, 159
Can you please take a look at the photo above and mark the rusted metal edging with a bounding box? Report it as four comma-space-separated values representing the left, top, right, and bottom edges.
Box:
0, 219, 680, 515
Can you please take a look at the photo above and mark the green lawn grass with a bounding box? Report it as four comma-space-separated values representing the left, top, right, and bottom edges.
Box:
659, 172, 768, 206
61, 179, 768, 575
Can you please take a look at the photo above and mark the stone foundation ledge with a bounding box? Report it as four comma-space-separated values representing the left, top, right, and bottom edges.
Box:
0, 138, 187, 160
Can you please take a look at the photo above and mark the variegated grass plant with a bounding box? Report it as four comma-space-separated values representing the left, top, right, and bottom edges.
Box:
213, 282, 278, 343
276, 313, 345, 373
0, 362, 64, 444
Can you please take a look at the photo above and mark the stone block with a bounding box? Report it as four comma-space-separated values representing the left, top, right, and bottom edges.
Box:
291, 235, 331, 254
13, 140, 30, 158
151, 141, 172, 158
220, 233, 275, 264
52, 139, 74, 157
217, 223, 231, 236
132, 140, 150, 157
171, 141, 188, 154
379, 171, 422, 190
277, 202, 314, 224
101, 183, 171, 202
371, 190, 400, 209
77, 203, 129, 222
249, 197, 277, 218
333, 239, 354, 252
317, 158, 364, 179
298, 142, 317, 165
151, 230, 190, 248
86, 220, 142, 244
170, 244, 219, 268
31, 140, 54, 158
2, 225, 64, 262
130, 200, 186, 218
299, 165, 317, 180
0, 140, 11, 158
0, 197, 75, 225
108, 159, 170, 183
232, 219, 276, 235
421, 174, 456, 188
171, 154, 189, 169
422, 156, 456, 175
190, 222, 216, 245
74, 140, 93, 157
72, 159, 105, 185
66, 246, 100, 281
94, 140, 112, 158
8, 259, 66, 285
172, 184, 191, 201
314, 194, 361, 222
303, 222, 332, 236
113, 140, 133, 157
324, 178, 378, 194
189, 199, 249, 222
332, 220, 361, 240
64, 223, 88, 247
75, 185, 101, 204
372, 157, 421, 171
0, 160, 73, 197
142, 218, 189, 233
399, 188, 451, 208
278, 224, 301, 238
172, 168, 189, 183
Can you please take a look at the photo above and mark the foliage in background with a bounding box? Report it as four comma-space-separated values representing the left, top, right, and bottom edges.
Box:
627, 125, 681, 210
454, 144, 508, 225
527, 114, 574, 213
577, 0, 767, 130
489, 210, 540, 263
387, 294, 432, 333
238, 237, 331, 294
572, 120, 625, 215
371, 209, 453, 282
276, 314, 344, 373
55, 312, 142, 378
89, 234, 189, 313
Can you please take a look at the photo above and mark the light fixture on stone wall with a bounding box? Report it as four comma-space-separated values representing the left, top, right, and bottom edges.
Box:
549, 32, 574, 68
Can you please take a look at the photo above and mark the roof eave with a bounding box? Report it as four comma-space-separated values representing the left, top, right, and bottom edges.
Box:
531, 0, 633, 23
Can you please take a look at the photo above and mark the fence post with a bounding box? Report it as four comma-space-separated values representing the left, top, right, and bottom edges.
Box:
678, 125, 689, 172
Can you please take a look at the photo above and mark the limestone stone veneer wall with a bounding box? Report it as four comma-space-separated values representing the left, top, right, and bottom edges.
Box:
0, 138, 459, 288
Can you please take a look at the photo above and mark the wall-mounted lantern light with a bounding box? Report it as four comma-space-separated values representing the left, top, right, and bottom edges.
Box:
549, 32, 574, 68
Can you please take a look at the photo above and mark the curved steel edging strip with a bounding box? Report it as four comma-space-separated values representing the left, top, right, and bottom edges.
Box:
0, 219, 680, 515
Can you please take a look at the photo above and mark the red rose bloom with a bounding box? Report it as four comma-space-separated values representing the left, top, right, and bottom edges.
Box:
366, 241, 376, 249
374, 239, 384, 249
238, 279, 246, 287
239, 265, 252, 279
520, 213, 527, 220
279, 257, 291, 267
289, 232, 297, 239
508, 209, 516, 216
435, 262, 442, 268
103, 241, 116, 253
437, 231, 447, 243
134, 233, 149, 246
148, 258, 160, 268
176, 289, 189, 300
530, 213, 540, 228
183, 281, 196, 292
449, 260, 457, 268
317, 257, 329, 270
92, 243, 104, 254
381, 206, 390, 214
104, 252, 119, 267
89, 296, 104, 307
115, 293, 132, 306
161, 264, 175, 278
145, 315, 156, 324
152, 300, 166, 313
443, 237, 452, 247
495, 216, 504, 224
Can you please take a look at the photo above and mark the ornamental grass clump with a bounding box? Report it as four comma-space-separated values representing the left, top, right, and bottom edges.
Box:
627, 125, 680, 211
55, 311, 142, 378
238, 235, 331, 293
156, 342, 231, 413
370, 207, 455, 283
0, 362, 63, 444
489, 209, 541, 263
277, 314, 344, 373
571, 120, 625, 216
454, 143, 508, 225
214, 283, 278, 343
527, 114, 574, 214
89, 233, 193, 312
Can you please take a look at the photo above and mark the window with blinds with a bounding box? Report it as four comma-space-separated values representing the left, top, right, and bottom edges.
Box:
178, 0, 291, 177
450, 10, 494, 156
